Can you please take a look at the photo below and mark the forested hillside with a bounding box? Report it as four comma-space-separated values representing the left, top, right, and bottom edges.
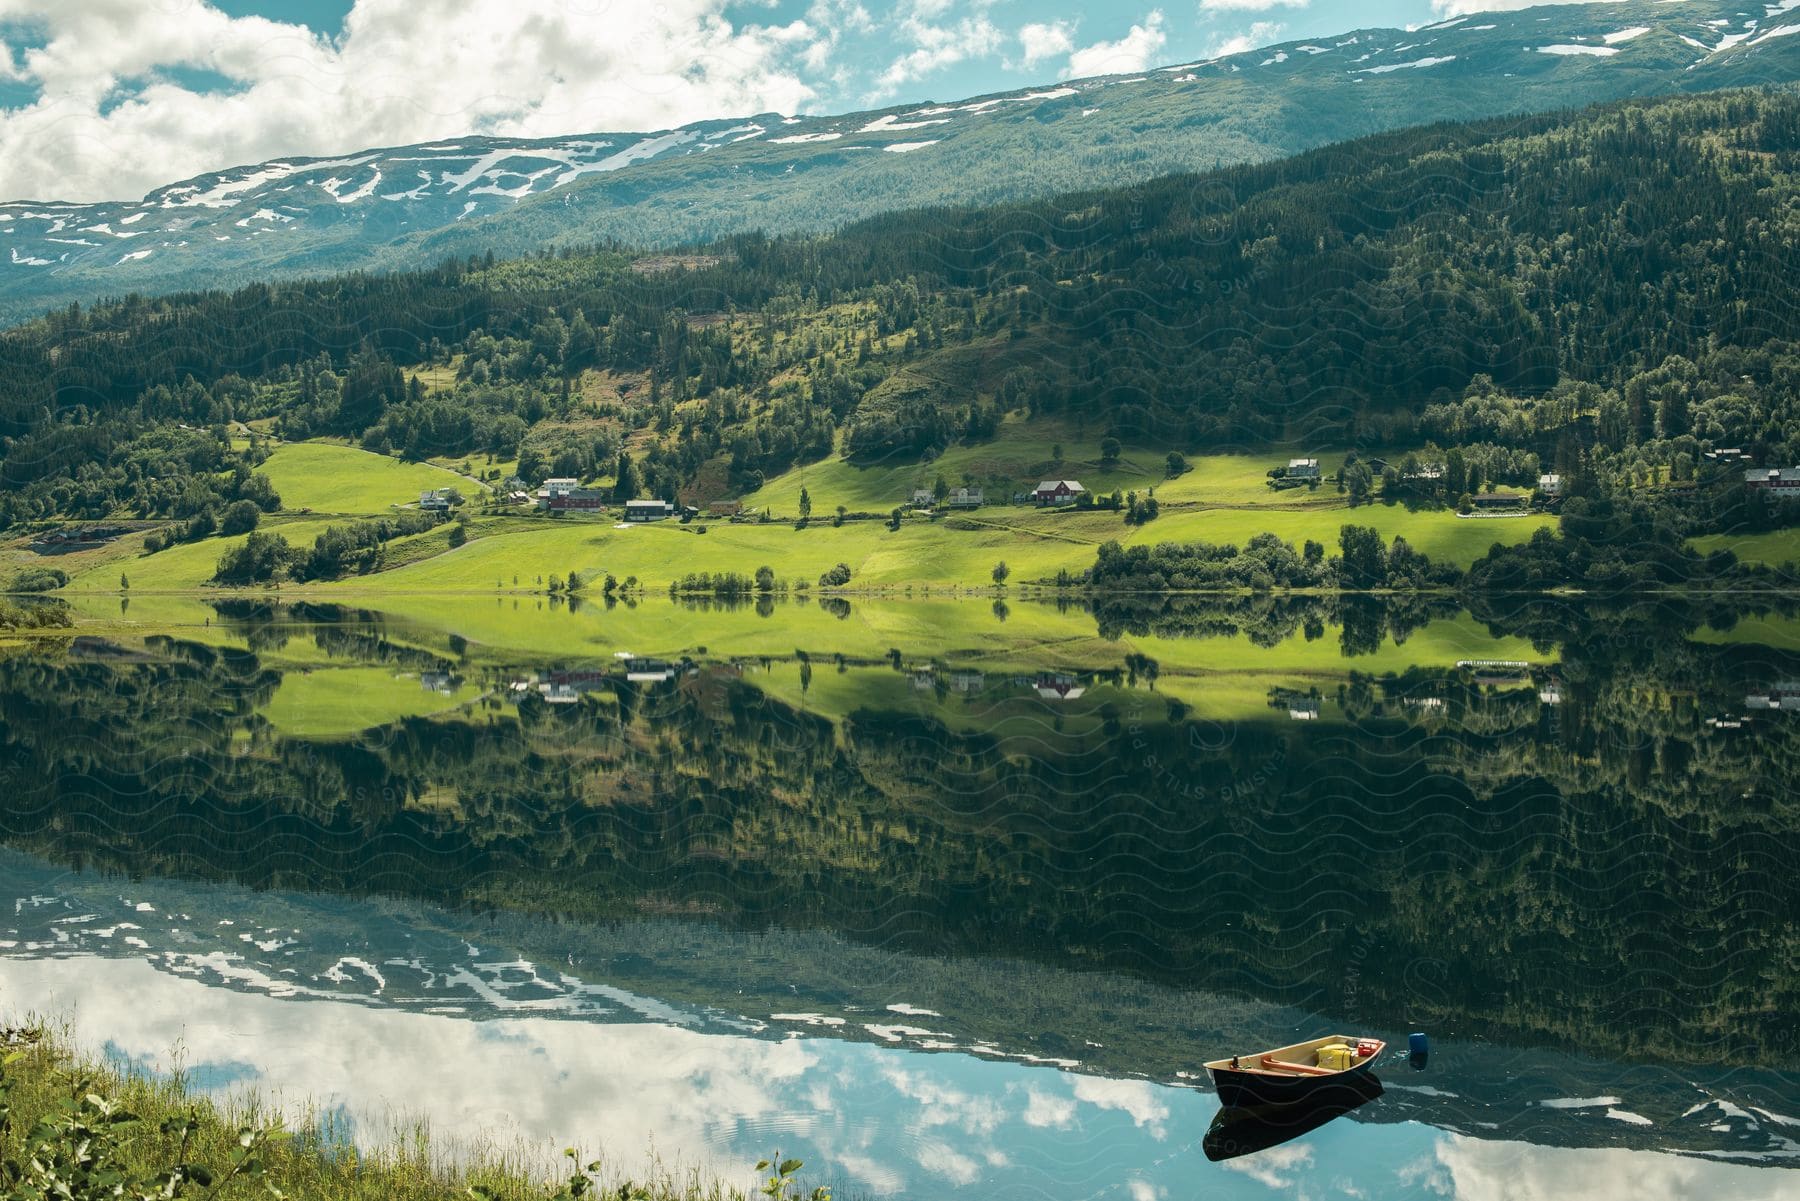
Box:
4, 89, 1800, 583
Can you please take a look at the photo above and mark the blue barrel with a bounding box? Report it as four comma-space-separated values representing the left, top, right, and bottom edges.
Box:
1408, 1031, 1429, 1055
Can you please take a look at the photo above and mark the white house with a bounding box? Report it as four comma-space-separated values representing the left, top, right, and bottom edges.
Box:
1537, 473, 1564, 497
1287, 458, 1321, 481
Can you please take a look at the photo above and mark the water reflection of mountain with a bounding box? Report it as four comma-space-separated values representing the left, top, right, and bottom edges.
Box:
0, 600, 1796, 1081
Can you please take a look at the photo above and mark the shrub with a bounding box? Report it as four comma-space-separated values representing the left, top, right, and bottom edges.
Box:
218, 499, 261, 536
819, 562, 853, 587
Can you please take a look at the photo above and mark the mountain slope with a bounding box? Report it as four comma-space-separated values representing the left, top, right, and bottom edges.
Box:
1, 0, 1798, 322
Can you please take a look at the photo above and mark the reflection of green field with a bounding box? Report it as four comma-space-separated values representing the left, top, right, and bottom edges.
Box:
1690, 529, 1800, 568
259, 442, 476, 515
1688, 613, 1800, 651
259, 666, 483, 737
59, 591, 1545, 701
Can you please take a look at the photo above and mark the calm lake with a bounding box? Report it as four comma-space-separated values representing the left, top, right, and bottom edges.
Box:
1, 594, 1796, 1199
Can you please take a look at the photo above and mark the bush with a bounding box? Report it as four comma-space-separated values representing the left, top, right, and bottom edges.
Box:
212, 531, 293, 584
9, 567, 68, 592
218, 499, 260, 536
819, 562, 853, 587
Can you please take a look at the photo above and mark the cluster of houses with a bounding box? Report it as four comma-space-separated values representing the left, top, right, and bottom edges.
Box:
909, 486, 986, 509
906, 480, 1090, 509
29, 525, 130, 551
528, 477, 687, 520
507, 656, 690, 705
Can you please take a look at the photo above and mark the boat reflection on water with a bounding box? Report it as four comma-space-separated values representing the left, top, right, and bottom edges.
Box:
1203, 1073, 1384, 1163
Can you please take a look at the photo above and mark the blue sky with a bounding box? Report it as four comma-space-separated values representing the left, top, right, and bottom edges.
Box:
0, 1, 1552, 201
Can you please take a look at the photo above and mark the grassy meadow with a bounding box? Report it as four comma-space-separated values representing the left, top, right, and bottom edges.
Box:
7, 430, 1564, 600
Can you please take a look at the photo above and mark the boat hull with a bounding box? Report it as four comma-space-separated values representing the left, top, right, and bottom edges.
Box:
1209, 1056, 1380, 1108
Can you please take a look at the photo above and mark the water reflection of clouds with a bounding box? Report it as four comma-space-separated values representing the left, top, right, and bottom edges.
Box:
1432, 1136, 1797, 1201
4, 955, 1796, 1200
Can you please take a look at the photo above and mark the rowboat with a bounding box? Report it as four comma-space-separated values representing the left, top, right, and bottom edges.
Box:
1205, 1034, 1386, 1108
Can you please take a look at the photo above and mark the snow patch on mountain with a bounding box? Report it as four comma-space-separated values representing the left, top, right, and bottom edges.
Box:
859, 114, 953, 134
1537, 44, 1622, 56
1356, 55, 1457, 74
771, 131, 844, 144
883, 141, 939, 154
1604, 27, 1650, 43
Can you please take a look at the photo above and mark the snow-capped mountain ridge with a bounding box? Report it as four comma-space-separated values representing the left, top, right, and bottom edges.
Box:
1, 0, 1796, 321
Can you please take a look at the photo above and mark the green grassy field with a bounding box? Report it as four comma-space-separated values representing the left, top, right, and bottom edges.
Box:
738, 416, 1351, 516
18, 435, 1550, 600
259, 442, 479, 516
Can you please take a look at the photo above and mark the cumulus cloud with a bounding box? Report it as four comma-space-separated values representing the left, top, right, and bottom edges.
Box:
1430, 0, 1625, 14
870, 7, 1005, 97
0, 0, 824, 202
1065, 11, 1167, 79
1016, 21, 1076, 70
1199, 0, 1309, 10
1205, 20, 1286, 59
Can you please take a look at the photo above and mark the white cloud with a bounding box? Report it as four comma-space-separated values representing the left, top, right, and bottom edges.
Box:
1218, 1141, 1313, 1189
1430, 0, 1626, 14
1205, 20, 1287, 59
1431, 1133, 1797, 1201
1065, 11, 1167, 79
1017, 21, 1076, 70
1070, 1075, 1170, 1138
871, 11, 1005, 97
0, 0, 823, 202
1199, 0, 1309, 10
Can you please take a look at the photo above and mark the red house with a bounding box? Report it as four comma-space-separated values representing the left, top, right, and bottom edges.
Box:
1032, 479, 1086, 506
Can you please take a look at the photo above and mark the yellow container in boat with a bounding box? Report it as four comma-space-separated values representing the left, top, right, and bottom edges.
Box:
1315, 1043, 1356, 1070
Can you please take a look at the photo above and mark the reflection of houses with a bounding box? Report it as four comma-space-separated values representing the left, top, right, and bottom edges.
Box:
1538, 682, 1563, 705
1034, 673, 1086, 701
1288, 699, 1320, 721
1746, 682, 1800, 711
624, 499, 677, 522
419, 488, 454, 511
949, 670, 985, 694
911, 670, 937, 691
420, 670, 459, 694
1705, 448, 1747, 465
623, 658, 678, 683
530, 668, 609, 704
1744, 467, 1800, 495
1458, 659, 1532, 686
947, 487, 983, 509
1032, 480, 1086, 506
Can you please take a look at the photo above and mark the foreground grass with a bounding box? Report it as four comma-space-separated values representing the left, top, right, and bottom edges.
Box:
0, 1025, 822, 1201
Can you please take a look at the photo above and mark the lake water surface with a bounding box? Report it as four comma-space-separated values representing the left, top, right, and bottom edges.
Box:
1, 596, 1795, 1198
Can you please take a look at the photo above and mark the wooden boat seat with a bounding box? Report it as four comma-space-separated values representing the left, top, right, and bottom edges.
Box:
1259, 1055, 1339, 1076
